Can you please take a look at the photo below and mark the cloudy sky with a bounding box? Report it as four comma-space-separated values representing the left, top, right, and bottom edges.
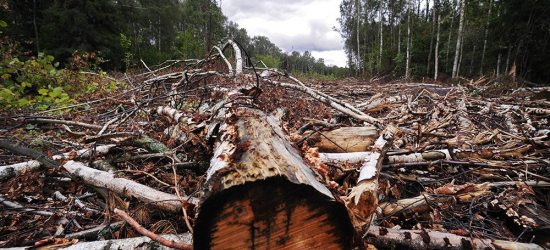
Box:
220, 0, 348, 67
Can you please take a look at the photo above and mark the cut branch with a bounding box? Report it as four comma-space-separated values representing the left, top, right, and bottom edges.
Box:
114, 208, 192, 250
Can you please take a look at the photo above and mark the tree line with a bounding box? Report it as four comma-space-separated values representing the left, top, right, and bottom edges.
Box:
338, 0, 550, 83
0, 0, 346, 77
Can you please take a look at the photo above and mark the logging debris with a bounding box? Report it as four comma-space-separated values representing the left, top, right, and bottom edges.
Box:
0, 41, 549, 249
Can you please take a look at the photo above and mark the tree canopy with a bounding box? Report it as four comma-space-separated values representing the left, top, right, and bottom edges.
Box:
338, 0, 550, 83
0, 0, 346, 77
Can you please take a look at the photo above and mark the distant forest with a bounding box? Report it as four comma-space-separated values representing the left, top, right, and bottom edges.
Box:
338, 0, 550, 83
0, 0, 347, 77
2, 0, 549, 83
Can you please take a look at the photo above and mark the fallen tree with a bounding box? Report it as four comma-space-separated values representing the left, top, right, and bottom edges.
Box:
193, 106, 354, 248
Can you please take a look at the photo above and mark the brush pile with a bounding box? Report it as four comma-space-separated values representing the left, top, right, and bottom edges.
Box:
1, 41, 549, 249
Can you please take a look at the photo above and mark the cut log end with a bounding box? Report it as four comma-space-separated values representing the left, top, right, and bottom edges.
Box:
194, 177, 354, 250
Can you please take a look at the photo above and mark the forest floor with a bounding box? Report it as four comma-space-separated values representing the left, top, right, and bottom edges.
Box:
0, 59, 549, 249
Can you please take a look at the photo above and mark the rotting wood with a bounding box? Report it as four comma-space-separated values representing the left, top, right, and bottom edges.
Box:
194, 107, 354, 250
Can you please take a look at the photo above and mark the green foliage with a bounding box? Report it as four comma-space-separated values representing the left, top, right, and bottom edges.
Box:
392, 53, 405, 76
173, 28, 204, 60
0, 52, 73, 109
0, 34, 125, 111
119, 33, 134, 70
255, 54, 281, 68
0, 0, 349, 80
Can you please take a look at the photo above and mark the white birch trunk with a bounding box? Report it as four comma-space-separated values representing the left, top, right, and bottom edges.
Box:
227, 39, 242, 75
434, 0, 441, 80
405, 9, 411, 78
379, 5, 383, 68
452, 0, 466, 78
446, 0, 456, 72
427, 0, 436, 76
62, 161, 193, 212
357, 0, 361, 75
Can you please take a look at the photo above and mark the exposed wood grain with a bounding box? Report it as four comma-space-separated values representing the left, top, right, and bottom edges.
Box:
309, 127, 378, 153
195, 108, 353, 249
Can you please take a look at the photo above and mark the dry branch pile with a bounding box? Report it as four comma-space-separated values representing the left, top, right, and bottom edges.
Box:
1, 41, 549, 249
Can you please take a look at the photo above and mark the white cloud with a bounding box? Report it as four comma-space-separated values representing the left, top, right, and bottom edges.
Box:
221, 0, 347, 67
311, 50, 348, 67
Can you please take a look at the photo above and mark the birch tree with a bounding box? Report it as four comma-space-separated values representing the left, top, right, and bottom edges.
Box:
405, 4, 412, 78
452, 0, 466, 78
434, 0, 441, 80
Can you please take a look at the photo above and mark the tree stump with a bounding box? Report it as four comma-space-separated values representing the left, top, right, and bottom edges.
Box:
194, 108, 354, 249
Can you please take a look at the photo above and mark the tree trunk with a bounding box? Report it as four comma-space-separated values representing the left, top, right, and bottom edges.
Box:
470, 44, 476, 75
202, 0, 212, 54
457, 19, 465, 77
193, 107, 354, 250
405, 8, 411, 78
32, 0, 40, 54
425, 0, 430, 21
398, 10, 402, 55
496, 53, 501, 76
379, 4, 383, 69
427, 0, 436, 76
480, 0, 493, 75
434, 0, 441, 80
452, 0, 466, 78
506, 42, 513, 73
446, 0, 456, 73
356, 0, 361, 76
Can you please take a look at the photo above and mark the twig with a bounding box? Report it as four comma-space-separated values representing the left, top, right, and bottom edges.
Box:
84, 132, 137, 143
0, 194, 55, 217
53, 190, 101, 215
0, 140, 60, 169
65, 221, 124, 240
117, 170, 173, 188
113, 151, 175, 163
171, 158, 194, 234
24, 117, 102, 129
97, 116, 119, 135
141, 59, 156, 76
114, 208, 192, 250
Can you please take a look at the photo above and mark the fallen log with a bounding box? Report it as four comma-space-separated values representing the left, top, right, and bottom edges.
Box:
193, 107, 354, 249
365, 226, 544, 250
0, 142, 115, 181
62, 161, 196, 212
0, 233, 192, 250
308, 127, 378, 153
